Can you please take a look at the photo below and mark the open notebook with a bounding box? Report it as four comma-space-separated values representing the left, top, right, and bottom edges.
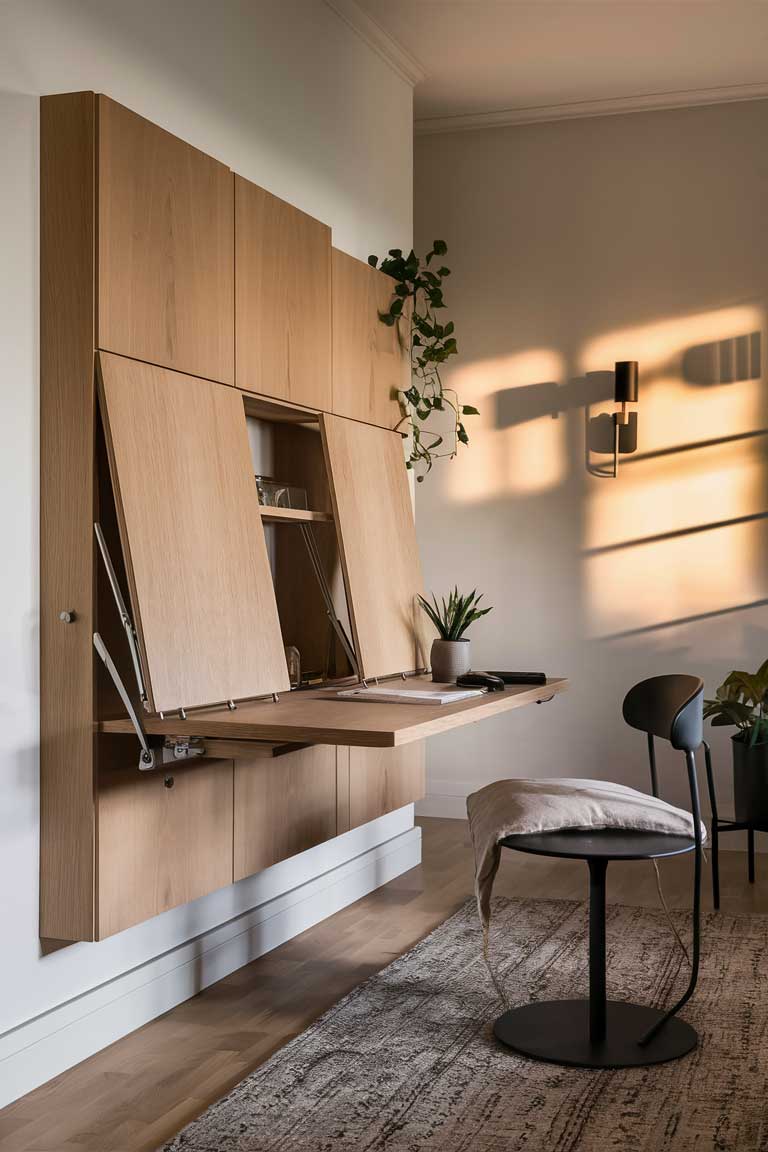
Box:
336, 685, 486, 706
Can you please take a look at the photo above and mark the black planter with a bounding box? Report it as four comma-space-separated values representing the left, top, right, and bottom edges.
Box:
733, 735, 768, 823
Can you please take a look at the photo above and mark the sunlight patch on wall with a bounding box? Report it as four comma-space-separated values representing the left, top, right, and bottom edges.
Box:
446, 349, 566, 503
583, 302, 766, 637
581, 304, 761, 380
587, 385, 763, 551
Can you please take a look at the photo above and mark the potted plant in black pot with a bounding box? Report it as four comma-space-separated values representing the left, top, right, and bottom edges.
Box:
705, 661, 768, 821
418, 587, 492, 682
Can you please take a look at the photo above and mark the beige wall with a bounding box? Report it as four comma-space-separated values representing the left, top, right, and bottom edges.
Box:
414, 100, 768, 818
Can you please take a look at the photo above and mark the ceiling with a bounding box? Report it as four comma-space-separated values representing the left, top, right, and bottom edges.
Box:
352, 1, 768, 131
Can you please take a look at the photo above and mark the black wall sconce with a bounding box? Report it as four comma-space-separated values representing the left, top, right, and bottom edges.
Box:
587, 361, 639, 478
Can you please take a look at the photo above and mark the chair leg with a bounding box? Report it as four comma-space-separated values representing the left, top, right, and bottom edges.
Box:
748, 829, 755, 884
711, 821, 720, 910
639, 749, 702, 1046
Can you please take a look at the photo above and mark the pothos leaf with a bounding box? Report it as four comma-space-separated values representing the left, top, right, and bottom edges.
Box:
374, 240, 478, 480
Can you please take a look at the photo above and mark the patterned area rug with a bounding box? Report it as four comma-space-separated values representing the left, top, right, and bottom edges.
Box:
162, 898, 768, 1151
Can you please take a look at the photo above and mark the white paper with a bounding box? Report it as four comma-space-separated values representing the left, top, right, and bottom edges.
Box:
335, 686, 486, 706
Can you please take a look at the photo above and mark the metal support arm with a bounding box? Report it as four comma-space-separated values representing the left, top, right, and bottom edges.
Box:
298, 522, 359, 678
94, 523, 147, 705
93, 632, 206, 771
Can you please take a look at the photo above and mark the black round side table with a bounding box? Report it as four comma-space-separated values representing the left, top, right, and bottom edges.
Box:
493, 829, 698, 1069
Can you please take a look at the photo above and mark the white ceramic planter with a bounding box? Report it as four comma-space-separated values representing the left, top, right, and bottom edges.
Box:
431, 638, 471, 683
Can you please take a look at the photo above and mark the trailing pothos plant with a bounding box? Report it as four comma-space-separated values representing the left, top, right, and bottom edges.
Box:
704, 661, 768, 747
368, 241, 477, 481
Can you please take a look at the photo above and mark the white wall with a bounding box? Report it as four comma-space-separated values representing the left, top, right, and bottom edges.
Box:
0, 0, 413, 1105
414, 101, 768, 819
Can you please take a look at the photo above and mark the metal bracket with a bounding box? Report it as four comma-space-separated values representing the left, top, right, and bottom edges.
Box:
93, 631, 206, 771
94, 523, 148, 705
298, 522, 359, 678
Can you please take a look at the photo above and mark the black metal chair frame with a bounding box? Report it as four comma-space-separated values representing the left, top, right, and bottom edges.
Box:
702, 740, 760, 909
493, 674, 704, 1069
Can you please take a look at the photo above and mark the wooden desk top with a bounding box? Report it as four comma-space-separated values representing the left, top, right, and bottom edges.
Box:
99, 676, 568, 749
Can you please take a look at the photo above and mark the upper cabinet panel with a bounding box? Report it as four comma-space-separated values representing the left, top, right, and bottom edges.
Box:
235, 177, 331, 409
321, 413, 425, 680
331, 249, 410, 429
97, 352, 289, 712
97, 96, 234, 384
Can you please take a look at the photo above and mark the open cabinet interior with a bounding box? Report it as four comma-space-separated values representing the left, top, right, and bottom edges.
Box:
246, 414, 355, 685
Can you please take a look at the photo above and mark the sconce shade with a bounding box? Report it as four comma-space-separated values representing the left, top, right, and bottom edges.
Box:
614, 361, 639, 403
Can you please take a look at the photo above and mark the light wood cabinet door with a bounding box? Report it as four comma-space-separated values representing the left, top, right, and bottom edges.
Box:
331, 248, 410, 428
97, 739, 234, 938
344, 743, 426, 829
321, 413, 425, 680
98, 95, 234, 383
236, 177, 331, 409
98, 352, 289, 712
234, 745, 338, 880
40, 91, 98, 942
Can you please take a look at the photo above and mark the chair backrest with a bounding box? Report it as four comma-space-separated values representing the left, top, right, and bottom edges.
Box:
624, 674, 706, 1036
622, 674, 703, 751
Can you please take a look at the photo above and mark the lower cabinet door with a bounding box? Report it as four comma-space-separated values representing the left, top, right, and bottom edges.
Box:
347, 742, 426, 830
234, 745, 338, 881
97, 739, 234, 938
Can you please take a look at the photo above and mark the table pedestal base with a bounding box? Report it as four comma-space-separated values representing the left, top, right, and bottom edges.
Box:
493, 999, 697, 1069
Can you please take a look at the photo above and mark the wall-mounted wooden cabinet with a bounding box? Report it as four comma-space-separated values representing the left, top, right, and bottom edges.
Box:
343, 743, 426, 831
331, 248, 410, 428
236, 178, 331, 409
98, 96, 234, 384
97, 739, 234, 938
40, 91, 428, 945
234, 745, 338, 880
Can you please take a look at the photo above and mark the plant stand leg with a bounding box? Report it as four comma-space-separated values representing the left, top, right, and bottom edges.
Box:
711, 821, 720, 910
748, 828, 755, 885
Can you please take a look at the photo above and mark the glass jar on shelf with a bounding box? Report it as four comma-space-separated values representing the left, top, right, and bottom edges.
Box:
255, 476, 308, 510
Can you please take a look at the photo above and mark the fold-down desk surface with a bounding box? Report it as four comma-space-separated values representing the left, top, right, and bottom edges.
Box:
99, 676, 569, 749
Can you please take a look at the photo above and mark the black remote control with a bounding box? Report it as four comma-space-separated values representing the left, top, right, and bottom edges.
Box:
483, 671, 547, 686
456, 672, 506, 692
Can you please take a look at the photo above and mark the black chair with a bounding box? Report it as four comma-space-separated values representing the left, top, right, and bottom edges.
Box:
493, 674, 704, 1069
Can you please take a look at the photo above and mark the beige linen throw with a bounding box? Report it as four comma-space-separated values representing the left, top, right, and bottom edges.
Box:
467, 777, 705, 964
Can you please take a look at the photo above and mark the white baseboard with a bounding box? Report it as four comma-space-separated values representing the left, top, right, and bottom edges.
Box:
0, 822, 421, 1109
416, 793, 468, 819
416, 779, 473, 820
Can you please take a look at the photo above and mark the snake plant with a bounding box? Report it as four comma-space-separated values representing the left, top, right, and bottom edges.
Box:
418, 587, 492, 642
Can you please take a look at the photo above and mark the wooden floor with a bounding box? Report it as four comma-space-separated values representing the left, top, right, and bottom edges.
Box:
1, 817, 766, 1152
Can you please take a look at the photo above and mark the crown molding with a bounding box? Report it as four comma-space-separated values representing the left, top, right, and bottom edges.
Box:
323, 0, 427, 87
415, 81, 768, 135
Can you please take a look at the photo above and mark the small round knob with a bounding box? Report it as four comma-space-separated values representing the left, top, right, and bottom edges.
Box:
59, 610, 76, 624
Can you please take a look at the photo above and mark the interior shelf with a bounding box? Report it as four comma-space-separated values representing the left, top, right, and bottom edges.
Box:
259, 506, 334, 524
